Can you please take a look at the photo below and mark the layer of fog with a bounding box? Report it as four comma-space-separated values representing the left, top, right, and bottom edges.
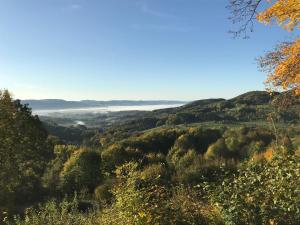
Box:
34, 104, 184, 116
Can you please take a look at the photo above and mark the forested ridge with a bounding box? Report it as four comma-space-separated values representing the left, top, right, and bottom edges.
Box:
41, 91, 299, 139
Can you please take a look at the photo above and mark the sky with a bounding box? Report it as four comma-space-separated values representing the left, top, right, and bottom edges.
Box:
0, 0, 297, 100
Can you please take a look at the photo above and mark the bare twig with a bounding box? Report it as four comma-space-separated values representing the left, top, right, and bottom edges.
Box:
227, 0, 263, 38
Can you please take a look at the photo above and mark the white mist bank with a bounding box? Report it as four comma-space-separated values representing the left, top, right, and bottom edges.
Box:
34, 104, 184, 116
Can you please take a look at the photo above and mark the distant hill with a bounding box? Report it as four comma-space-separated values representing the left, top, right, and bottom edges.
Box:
21, 99, 187, 110
38, 91, 300, 132
39, 91, 300, 147
103, 91, 299, 132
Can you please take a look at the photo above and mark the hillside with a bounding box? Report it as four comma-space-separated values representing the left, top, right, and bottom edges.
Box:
2, 90, 300, 225
39, 91, 300, 144
101, 91, 299, 134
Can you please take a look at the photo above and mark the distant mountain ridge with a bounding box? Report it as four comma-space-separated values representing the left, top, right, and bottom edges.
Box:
103, 91, 299, 132
21, 99, 187, 110
39, 91, 300, 129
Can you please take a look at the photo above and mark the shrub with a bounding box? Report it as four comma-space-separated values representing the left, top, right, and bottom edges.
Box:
140, 163, 170, 184
175, 156, 236, 184
4, 196, 97, 225
222, 127, 274, 159
99, 162, 223, 225
176, 149, 198, 171
144, 152, 166, 165
204, 138, 229, 159
211, 153, 300, 225
169, 186, 224, 225
98, 162, 170, 225
101, 143, 128, 170
173, 128, 221, 155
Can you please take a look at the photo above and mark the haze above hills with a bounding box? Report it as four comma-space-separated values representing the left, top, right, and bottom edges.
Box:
22, 99, 187, 111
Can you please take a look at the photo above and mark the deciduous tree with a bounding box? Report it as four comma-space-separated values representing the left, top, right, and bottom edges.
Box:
0, 90, 53, 213
229, 0, 300, 96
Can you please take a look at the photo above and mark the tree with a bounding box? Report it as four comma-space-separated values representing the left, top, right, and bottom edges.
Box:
228, 0, 264, 37
228, 0, 299, 36
259, 39, 300, 97
258, 0, 300, 96
229, 0, 300, 97
257, 0, 300, 31
0, 90, 53, 213
60, 149, 102, 193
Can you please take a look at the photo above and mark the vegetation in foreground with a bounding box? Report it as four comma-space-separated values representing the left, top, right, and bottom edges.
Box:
1, 89, 300, 225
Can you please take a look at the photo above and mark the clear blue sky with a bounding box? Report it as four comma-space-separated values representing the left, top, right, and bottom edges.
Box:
0, 0, 295, 100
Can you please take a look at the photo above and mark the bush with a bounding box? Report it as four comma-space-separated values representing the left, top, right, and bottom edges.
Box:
98, 162, 170, 225
173, 128, 221, 155
144, 152, 166, 165
175, 156, 236, 184
99, 162, 223, 225
169, 186, 224, 225
4, 196, 97, 225
101, 143, 128, 170
211, 153, 300, 225
222, 127, 274, 159
140, 163, 170, 184
204, 138, 229, 159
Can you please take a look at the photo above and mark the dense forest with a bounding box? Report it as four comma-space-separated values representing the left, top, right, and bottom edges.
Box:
1, 89, 299, 225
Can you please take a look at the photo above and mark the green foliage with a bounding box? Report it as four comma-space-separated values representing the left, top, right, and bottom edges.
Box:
222, 127, 274, 159
166, 112, 197, 125
60, 149, 102, 193
99, 162, 223, 225
205, 138, 229, 159
144, 152, 166, 165
40, 92, 300, 137
140, 163, 170, 184
168, 186, 224, 225
42, 145, 78, 194
172, 154, 237, 184
175, 149, 198, 171
173, 128, 221, 154
211, 153, 300, 225
2, 89, 300, 224
0, 90, 53, 213
99, 162, 170, 225
4, 196, 97, 225
43, 122, 94, 145
101, 143, 131, 170
100, 128, 182, 171
127, 128, 182, 155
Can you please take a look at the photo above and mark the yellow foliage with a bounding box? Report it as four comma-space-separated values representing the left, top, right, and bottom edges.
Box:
257, 0, 300, 97
263, 148, 274, 161
257, 0, 300, 31
263, 39, 300, 96
252, 148, 274, 161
